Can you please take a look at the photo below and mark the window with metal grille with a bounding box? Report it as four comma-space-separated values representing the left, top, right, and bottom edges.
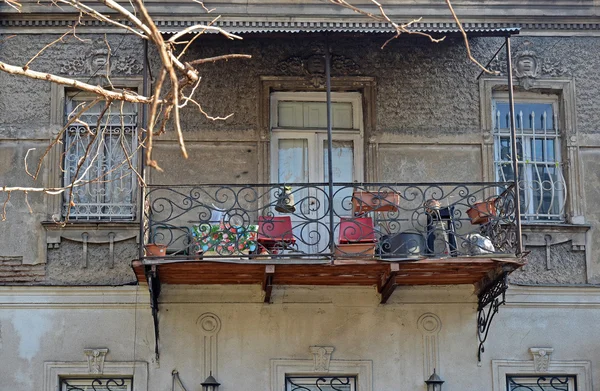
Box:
285, 376, 357, 391
507, 375, 577, 390
63, 94, 138, 220
493, 95, 566, 221
60, 377, 132, 391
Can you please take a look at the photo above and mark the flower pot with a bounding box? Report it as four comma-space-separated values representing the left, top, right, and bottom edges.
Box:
352, 191, 400, 215
467, 199, 497, 225
335, 242, 376, 257
145, 243, 167, 257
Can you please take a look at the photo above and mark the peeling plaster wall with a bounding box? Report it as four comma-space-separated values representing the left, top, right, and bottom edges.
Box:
1, 33, 600, 282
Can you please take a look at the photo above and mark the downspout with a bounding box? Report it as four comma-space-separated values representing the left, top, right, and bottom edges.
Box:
505, 36, 523, 255
325, 37, 335, 260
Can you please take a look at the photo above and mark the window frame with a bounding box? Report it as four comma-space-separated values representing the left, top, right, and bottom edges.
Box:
479, 77, 583, 226
285, 375, 358, 391
491, 92, 566, 222
62, 91, 140, 221
506, 374, 577, 390
60, 376, 133, 391
48, 79, 143, 224
44, 360, 147, 391
492, 358, 591, 391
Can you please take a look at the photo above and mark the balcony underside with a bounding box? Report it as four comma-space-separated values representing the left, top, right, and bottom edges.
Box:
132, 256, 523, 287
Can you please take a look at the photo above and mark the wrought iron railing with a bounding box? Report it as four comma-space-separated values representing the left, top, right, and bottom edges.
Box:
141, 182, 518, 260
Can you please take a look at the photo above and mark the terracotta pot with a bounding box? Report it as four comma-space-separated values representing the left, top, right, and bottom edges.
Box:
352, 191, 400, 215
145, 243, 167, 256
467, 199, 497, 224
335, 242, 376, 257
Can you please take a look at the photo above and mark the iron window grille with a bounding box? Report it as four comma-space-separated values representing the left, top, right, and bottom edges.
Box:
63, 94, 138, 221
493, 97, 566, 222
60, 377, 132, 391
507, 375, 577, 390
285, 376, 357, 391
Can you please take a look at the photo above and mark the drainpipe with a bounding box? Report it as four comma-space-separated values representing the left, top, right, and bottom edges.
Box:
139, 38, 149, 260
505, 36, 523, 255
325, 38, 335, 259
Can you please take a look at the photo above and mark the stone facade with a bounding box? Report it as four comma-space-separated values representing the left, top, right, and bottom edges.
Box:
2, 4, 600, 390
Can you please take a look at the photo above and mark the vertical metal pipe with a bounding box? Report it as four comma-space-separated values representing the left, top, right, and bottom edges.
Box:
325, 39, 335, 258
506, 36, 523, 255
139, 38, 149, 260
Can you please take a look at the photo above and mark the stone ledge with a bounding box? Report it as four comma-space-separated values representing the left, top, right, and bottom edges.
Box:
521, 223, 590, 251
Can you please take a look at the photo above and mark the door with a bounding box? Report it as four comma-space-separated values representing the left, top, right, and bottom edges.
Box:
270, 92, 364, 255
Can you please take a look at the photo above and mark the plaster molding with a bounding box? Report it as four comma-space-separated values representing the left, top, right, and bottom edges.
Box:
530, 347, 554, 373
197, 312, 221, 379
271, 346, 372, 391
309, 346, 335, 372
492, 351, 592, 391
44, 360, 148, 391
521, 224, 590, 252
417, 313, 442, 381
84, 348, 109, 374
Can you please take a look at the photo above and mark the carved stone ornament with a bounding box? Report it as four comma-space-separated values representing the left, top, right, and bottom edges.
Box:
530, 347, 554, 372
84, 348, 109, 374
309, 346, 335, 372
60, 38, 143, 77
276, 50, 360, 88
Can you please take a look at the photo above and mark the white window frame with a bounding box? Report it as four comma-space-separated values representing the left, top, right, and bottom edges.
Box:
492, 92, 567, 222
44, 361, 147, 391
285, 375, 357, 391
269, 92, 364, 184
492, 359, 591, 391
271, 358, 372, 391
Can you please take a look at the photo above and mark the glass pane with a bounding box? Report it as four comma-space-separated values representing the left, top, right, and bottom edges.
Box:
494, 102, 555, 132
277, 101, 354, 129
278, 139, 309, 183
324, 140, 354, 215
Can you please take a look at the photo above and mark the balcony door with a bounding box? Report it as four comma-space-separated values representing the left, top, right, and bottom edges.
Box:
270, 92, 364, 254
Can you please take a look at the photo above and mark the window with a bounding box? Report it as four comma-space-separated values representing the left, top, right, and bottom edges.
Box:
507, 375, 577, 390
285, 376, 357, 391
60, 377, 132, 391
63, 93, 138, 220
493, 95, 566, 221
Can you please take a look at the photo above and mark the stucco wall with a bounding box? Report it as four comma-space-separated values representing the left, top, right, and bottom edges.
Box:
0, 285, 598, 391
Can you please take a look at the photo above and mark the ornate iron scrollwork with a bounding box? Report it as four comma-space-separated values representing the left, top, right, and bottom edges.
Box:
285, 376, 356, 391
507, 375, 576, 391
61, 377, 130, 391
477, 271, 509, 362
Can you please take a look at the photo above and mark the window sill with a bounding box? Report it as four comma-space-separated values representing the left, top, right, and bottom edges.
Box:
521, 223, 590, 251
42, 220, 140, 248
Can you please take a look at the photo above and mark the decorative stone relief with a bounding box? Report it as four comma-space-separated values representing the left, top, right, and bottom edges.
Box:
276, 49, 360, 87
59, 38, 143, 77
309, 346, 335, 372
418, 313, 442, 380
84, 348, 108, 374
530, 347, 554, 372
197, 312, 221, 379
513, 42, 541, 90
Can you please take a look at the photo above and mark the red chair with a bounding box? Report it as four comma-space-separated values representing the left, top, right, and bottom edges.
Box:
339, 217, 375, 244
257, 216, 296, 253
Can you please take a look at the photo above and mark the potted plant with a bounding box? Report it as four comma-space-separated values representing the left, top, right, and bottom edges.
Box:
145, 243, 168, 256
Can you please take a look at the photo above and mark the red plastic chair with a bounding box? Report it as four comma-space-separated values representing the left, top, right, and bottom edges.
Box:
339, 217, 375, 244
257, 216, 296, 251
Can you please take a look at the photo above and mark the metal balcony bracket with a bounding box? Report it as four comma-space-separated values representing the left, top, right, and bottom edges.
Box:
262, 265, 275, 304
476, 271, 509, 362
379, 263, 400, 304
145, 265, 161, 362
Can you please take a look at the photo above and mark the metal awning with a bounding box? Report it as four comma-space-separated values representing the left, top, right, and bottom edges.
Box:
158, 20, 520, 36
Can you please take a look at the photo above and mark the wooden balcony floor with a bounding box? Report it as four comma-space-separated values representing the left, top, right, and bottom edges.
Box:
132, 256, 524, 287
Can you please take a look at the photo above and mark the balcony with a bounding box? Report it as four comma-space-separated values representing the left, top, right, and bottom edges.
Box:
133, 182, 524, 294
